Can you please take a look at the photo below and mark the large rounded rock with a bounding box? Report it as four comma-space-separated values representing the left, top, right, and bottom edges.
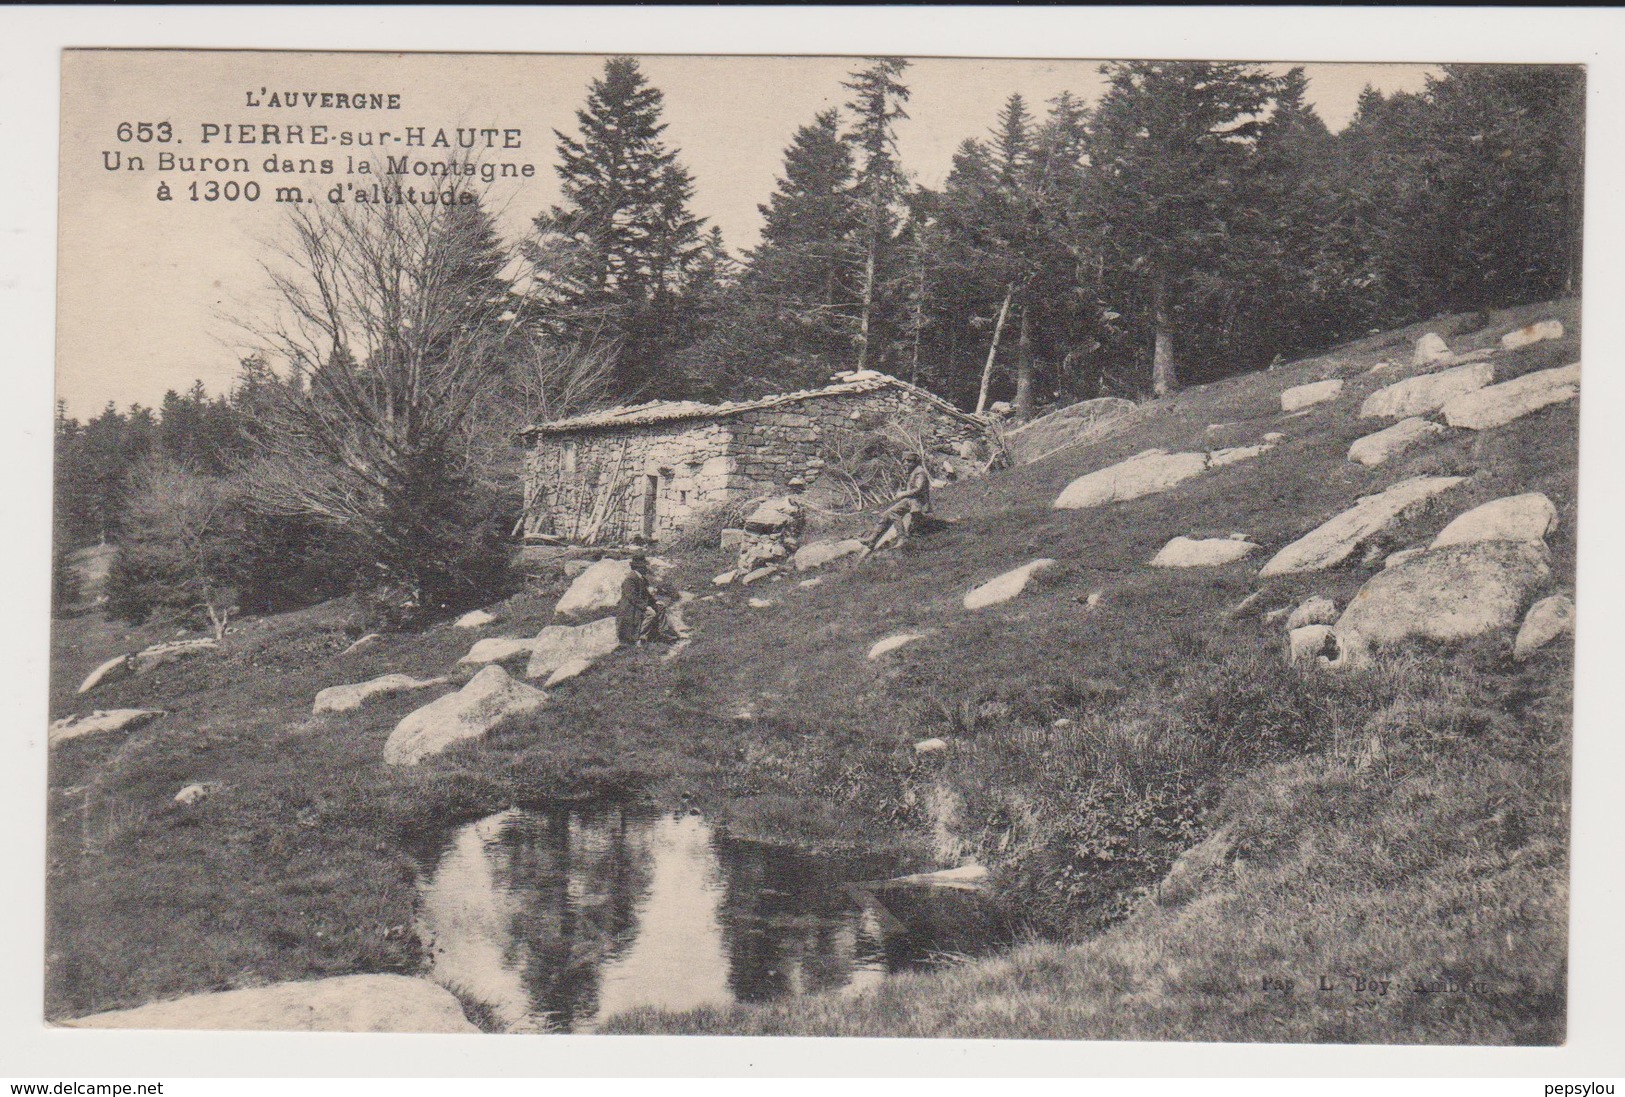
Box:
384, 665, 547, 766
66, 974, 478, 1033
963, 559, 1055, 609
1335, 541, 1551, 646
1259, 475, 1465, 576
313, 674, 449, 715
1441, 363, 1579, 430
1514, 594, 1575, 660
1280, 379, 1343, 413
554, 558, 634, 621
1359, 361, 1493, 420
49, 709, 165, 746
1150, 536, 1258, 568
1348, 417, 1446, 467
1053, 450, 1209, 510
1501, 319, 1564, 351
1286, 596, 1338, 630
793, 538, 866, 572
1413, 332, 1451, 366
1431, 493, 1558, 549
526, 616, 619, 681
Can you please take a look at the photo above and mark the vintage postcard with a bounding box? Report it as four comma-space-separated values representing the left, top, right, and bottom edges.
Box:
44, 43, 1582, 1051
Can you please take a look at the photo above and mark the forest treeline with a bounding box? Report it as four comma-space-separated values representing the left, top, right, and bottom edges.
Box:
55, 58, 1583, 626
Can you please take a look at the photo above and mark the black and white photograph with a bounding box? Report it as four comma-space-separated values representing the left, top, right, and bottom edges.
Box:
24, 20, 1607, 1067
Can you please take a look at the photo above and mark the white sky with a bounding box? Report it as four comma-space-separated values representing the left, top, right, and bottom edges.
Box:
56, 52, 1436, 418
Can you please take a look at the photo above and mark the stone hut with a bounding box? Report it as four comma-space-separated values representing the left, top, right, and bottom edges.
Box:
520, 371, 990, 545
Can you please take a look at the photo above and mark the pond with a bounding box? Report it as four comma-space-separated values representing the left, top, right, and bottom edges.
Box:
415, 804, 1004, 1032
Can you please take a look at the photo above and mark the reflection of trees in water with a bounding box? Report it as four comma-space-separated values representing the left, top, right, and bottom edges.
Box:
487, 806, 652, 1029
710, 837, 888, 1003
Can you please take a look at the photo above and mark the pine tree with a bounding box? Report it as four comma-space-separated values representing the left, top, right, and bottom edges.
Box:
526, 57, 708, 398
842, 57, 912, 372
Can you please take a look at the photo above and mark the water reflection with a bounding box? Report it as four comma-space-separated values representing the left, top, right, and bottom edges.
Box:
416, 805, 986, 1031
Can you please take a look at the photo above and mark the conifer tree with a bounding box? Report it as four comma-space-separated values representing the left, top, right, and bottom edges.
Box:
842, 57, 912, 371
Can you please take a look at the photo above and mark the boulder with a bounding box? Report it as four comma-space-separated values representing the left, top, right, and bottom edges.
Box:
1413, 332, 1451, 366
1280, 379, 1343, 413
963, 559, 1056, 610
526, 616, 619, 681
543, 656, 595, 688
913, 737, 949, 755
48, 709, 165, 746
1431, 493, 1558, 549
798, 577, 823, 588
553, 558, 633, 621
1288, 625, 1335, 664
1441, 363, 1580, 431
1501, 319, 1564, 351
1262, 432, 1286, 444
1335, 541, 1551, 646
1384, 547, 1426, 570
748, 596, 775, 609
1053, 450, 1209, 510
1259, 475, 1465, 576
1359, 361, 1493, 420
719, 528, 745, 550
712, 570, 738, 586
1286, 596, 1338, 630
1287, 625, 1369, 670
1347, 417, 1446, 467
740, 566, 779, 585
1150, 537, 1259, 568
1514, 594, 1576, 660
868, 633, 925, 660
174, 781, 224, 806
457, 636, 536, 667
76, 654, 134, 695
312, 673, 449, 715
384, 665, 547, 766
1209, 443, 1274, 468
1002, 396, 1138, 464
452, 609, 497, 629
793, 538, 867, 572
339, 633, 380, 657
66, 974, 478, 1033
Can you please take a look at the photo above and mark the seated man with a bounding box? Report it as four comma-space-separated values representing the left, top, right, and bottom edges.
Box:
861, 453, 932, 555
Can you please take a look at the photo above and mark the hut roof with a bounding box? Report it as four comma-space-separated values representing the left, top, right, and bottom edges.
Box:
522, 371, 983, 437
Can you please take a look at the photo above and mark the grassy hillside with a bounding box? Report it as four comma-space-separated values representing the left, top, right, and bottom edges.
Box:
46, 300, 1578, 1042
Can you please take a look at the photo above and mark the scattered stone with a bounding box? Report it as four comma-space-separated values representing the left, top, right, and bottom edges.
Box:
543, 657, 595, 688
1150, 536, 1259, 568
1384, 547, 1426, 570
1053, 450, 1209, 510
798, 577, 823, 588
554, 558, 633, 622
712, 570, 738, 586
1500, 319, 1564, 351
1413, 332, 1451, 366
740, 566, 779, 585
1085, 589, 1104, 609
1348, 417, 1446, 466
1052, 717, 1074, 729
880, 863, 989, 892
913, 737, 949, 755
526, 617, 619, 681
66, 974, 478, 1033
792, 538, 866, 572
1287, 625, 1369, 670
1262, 606, 1291, 624
748, 596, 775, 609
384, 665, 547, 766
339, 633, 380, 657
1259, 475, 1465, 576
1209, 443, 1274, 468
457, 636, 536, 667
1288, 625, 1335, 664
1441, 363, 1580, 431
719, 528, 745, 550
1431, 492, 1558, 549
1369, 360, 1394, 373
1359, 361, 1493, 420
963, 559, 1056, 610
1286, 596, 1338, 630
48, 709, 165, 746
313, 674, 450, 715
868, 633, 926, 660
1335, 541, 1552, 646
1280, 379, 1343, 413
173, 781, 224, 806
452, 609, 497, 629
1514, 594, 1576, 660
76, 654, 134, 695
1262, 432, 1286, 444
